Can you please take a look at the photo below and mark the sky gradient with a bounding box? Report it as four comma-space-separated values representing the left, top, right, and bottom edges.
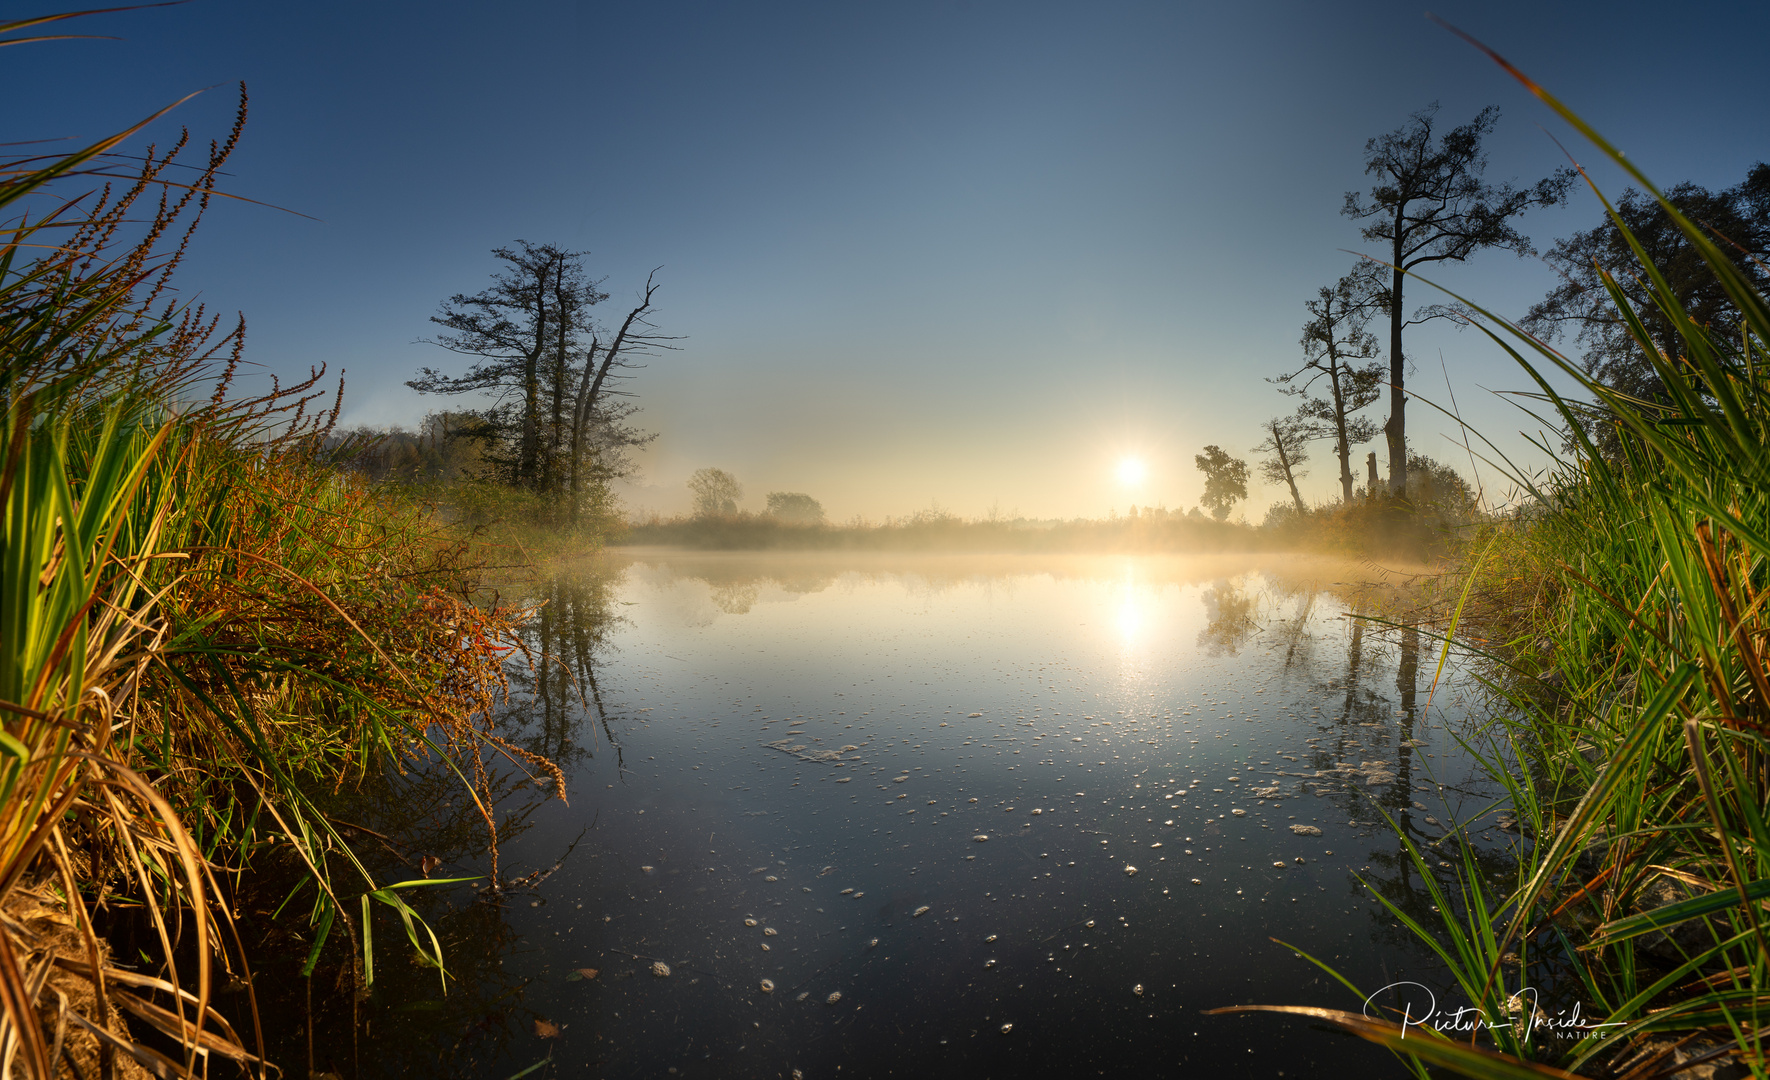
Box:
14, 1, 1770, 520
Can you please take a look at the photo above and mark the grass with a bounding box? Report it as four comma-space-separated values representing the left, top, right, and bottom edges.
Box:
1233, 35, 1770, 1080
0, 13, 564, 1077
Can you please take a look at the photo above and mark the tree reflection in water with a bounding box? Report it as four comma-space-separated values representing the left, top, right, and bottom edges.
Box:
230, 558, 629, 1078
244, 552, 1520, 1077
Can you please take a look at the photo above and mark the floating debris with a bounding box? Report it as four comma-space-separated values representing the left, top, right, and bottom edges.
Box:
826, 991, 843, 1005
1272, 861, 1286, 868
985, 934, 997, 942
1191, 879, 1202, 885
867, 938, 880, 948
761, 943, 771, 951
651, 961, 672, 978
1133, 984, 1144, 996
640, 865, 654, 873
1231, 809, 1246, 817
760, 979, 776, 993
840, 888, 854, 895
1030, 808, 1042, 815
796, 991, 810, 1002
1150, 842, 1162, 849
973, 835, 990, 843
984, 959, 996, 968
763, 927, 778, 936
1085, 920, 1095, 928
913, 905, 930, 918
1000, 1023, 1013, 1035
765, 875, 779, 882
894, 775, 909, 783
1294, 857, 1306, 864
1124, 865, 1138, 876
744, 917, 758, 926
968, 712, 983, 717
1288, 825, 1322, 836
764, 738, 845, 764
854, 891, 865, 899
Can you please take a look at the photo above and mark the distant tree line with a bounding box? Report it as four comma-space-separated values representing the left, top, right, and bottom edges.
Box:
683, 467, 826, 524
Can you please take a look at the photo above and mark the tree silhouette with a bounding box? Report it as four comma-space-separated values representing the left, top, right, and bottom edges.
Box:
1279, 263, 1386, 502
1194, 445, 1248, 521
1344, 104, 1572, 493
1254, 416, 1311, 517
1521, 163, 1770, 439
688, 468, 743, 517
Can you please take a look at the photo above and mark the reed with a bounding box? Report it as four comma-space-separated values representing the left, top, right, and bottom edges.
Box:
1221, 37, 1770, 1080
1, 12, 560, 1077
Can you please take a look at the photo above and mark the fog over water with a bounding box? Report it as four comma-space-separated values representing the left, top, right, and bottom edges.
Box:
337, 551, 1518, 1078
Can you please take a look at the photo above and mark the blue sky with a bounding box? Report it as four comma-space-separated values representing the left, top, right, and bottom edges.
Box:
14, 0, 1770, 519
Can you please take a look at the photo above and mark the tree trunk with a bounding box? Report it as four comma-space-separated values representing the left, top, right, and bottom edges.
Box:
549, 305, 570, 495
569, 278, 660, 520
1329, 356, 1354, 503
520, 265, 548, 489
1387, 225, 1409, 495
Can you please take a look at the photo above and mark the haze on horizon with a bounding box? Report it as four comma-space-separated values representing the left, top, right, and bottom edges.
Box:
15, 1, 1770, 522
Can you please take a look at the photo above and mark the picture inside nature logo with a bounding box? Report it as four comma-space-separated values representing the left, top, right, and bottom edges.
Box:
1364, 982, 1627, 1043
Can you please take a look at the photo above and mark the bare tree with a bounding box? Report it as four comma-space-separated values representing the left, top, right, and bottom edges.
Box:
567, 271, 675, 519
1277, 264, 1385, 502
1254, 416, 1310, 517
1344, 104, 1573, 493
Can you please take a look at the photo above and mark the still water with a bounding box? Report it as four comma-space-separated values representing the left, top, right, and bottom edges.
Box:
342, 551, 1509, 1078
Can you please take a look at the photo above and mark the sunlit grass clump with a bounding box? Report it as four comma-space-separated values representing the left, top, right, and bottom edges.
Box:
0, 12, 556, 1075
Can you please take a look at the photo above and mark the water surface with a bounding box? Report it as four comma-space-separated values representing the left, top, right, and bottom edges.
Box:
351, 551, 1507, 1078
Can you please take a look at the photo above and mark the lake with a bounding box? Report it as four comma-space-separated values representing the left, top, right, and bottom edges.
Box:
332, 550, 1507, 1078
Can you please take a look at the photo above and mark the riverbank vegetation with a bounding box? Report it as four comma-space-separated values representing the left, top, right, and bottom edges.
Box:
1223, 43, 1770, 1080
0, 15, 567, 1076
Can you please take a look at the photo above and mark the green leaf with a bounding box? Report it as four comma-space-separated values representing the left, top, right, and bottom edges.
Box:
1591, 877, 1770, 945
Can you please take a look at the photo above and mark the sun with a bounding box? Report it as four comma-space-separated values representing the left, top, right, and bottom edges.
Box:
1115, 457, 1148, 486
